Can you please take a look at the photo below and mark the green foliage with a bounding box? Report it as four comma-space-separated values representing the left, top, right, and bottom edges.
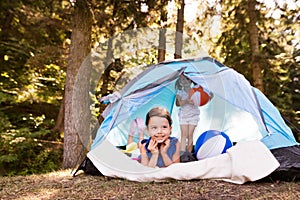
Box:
0, 112, 11, 133
0, 0, 68, 175
0, 113, 63, 176
0, 0, 69, 103
212, 0, 300, 140
0, 92, 17, 104
215, 0, 253, 80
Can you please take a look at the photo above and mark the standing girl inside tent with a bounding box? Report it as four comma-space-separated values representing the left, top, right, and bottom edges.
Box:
139, 107, 181, 168
175, 74, 200, 153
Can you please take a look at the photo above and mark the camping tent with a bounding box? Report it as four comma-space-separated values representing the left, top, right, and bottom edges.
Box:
76, 57, 300, 183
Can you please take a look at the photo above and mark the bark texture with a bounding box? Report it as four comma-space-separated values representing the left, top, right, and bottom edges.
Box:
174, 0, 185, 59
247, 0, 264, 92
63, 0, 93, 169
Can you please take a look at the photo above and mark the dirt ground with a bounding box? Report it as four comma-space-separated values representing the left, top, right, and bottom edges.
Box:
0, 170, 299, 200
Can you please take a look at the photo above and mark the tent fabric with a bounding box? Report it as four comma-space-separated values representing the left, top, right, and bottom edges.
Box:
92, 57, 298, 149
187, 68, 264, 126
255, 88, 298, 149
82, 56, 299, 183
268, 145, 300, 181
88, 139, 279, 184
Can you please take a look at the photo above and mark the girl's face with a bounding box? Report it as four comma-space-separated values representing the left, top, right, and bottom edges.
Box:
180, 75, 191, 87
147, 116, 172, 143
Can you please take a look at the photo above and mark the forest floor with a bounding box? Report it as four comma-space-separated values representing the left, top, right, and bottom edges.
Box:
0, 170, 299, 200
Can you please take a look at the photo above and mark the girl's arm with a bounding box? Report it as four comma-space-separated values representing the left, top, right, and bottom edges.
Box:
147, 151, 159, 168
176, 95, 187, 106
139, 143, 149, 166
176, 95, 193, 106
176, 95, 181, 106
160, 152, 173, 167
160, 139, 181, 167
172, 141, 181, 164
140, 140, 159, 168
140, 152, 159, 168
160, 139, 173, 167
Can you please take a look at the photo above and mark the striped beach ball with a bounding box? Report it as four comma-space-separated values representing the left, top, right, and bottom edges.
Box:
189, 85, 211, 106
195, 130, 233, 160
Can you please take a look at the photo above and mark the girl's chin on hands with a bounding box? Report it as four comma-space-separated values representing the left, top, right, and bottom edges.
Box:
152, 136, 169, 144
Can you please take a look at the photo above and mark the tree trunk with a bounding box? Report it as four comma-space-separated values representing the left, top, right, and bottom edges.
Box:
63, 0, 93, 169
158, 3, 167, 62
158, 28, 166, 62
174, 0, 185, 59
52, 95, 64, 133
247, 0, 264, 92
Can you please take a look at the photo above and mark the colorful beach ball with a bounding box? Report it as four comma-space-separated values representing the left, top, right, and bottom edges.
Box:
189, 85, 211, 106
194, 130, 233, 160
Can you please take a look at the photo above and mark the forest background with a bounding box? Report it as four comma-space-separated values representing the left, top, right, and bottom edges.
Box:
0, 0, 299, 176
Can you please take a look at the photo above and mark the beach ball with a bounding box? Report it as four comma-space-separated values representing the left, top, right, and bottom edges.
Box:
189, 86, 211, 106
194, 130, 233, 160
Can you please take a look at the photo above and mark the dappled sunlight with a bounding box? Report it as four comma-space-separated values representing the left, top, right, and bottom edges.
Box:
17, 189, 60, 200
0, 170, 299, 199
0, 170, 73, 200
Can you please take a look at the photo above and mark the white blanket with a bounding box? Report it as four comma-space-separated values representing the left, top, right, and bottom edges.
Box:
88, 139, 279, 184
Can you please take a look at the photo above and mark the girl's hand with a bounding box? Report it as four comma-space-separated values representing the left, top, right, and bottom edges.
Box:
160, 138, 170, 154
139, 142, 147, 154
187, 98, 194, 105
148, 139, 159, 154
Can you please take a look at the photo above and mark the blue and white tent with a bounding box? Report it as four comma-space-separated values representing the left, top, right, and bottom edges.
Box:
80, 57, 299, 183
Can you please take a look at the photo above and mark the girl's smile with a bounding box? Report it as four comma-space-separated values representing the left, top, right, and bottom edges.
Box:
147, 116, 172, 143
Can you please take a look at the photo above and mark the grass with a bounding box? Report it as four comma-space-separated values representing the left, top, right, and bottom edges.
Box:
0, 170, 299, 200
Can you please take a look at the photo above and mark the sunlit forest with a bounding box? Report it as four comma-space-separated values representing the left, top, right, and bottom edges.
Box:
0, 0, 299, 176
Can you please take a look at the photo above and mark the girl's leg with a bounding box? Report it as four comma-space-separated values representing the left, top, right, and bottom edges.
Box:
187, 124, 196, 152
127, 135, 133, 145
180, 124, 188, 152
137, 130, 144, 147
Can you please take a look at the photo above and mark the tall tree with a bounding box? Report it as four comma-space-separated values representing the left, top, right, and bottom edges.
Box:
63, 0, 93, 169
247, 0, 264, 92
62, 0, 163, 168
216, 0, 253, 79
158, 1, 168, 62
174, 0, 185, 59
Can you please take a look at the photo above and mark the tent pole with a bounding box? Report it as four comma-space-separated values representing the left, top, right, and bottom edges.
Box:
251, 88, 269, 133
